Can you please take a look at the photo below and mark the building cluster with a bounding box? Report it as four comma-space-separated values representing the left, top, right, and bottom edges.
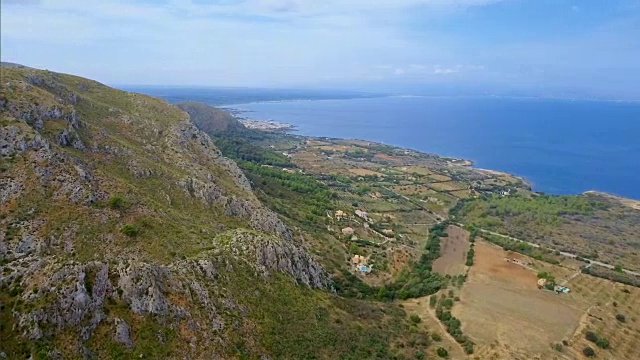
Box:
352, 254, 372, 274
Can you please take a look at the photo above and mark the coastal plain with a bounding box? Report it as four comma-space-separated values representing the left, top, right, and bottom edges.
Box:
228, 119, 640, 359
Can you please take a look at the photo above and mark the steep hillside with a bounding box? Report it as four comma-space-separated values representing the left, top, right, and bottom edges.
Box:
176, 101, 246, 134
0, 67, 430, 359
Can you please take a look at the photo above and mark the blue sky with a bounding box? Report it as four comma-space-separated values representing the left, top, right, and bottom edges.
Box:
2, 0, 639, 99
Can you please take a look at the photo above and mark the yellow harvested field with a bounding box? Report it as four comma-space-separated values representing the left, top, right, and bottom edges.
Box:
450, 189, 473, 198
453, 241, 585, 357
432, 225, 469, 275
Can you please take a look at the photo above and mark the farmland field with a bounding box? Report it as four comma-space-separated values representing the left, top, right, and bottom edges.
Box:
396, 165, 433, 176
348, 168, 384, 176
450, 189, 473, 198
564, 274, 640, 360
432, 225, 470, 275
390, 184, 437, 197
429, 181, 467, 192
453, 241, 585, 358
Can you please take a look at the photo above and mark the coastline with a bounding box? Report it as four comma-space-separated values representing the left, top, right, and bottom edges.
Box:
221, 105, 540, 194
220, 97, 640, 200
229, 114, 536, 193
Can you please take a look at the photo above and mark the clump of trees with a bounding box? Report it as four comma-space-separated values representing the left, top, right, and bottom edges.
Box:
374, 223, 449, 300
585, 331, 610, 349
434, 292, 474, 354
436, 347, 448, 358
241, 160, 335, 227
465, 245, 475, 266
214, 131, 294, 167
582, 266, 640, 288
452, 194, 609, 229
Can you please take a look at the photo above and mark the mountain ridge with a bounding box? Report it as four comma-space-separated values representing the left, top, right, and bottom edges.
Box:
1, 66, 430, 359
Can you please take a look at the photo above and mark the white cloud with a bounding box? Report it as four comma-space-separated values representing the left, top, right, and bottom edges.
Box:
432, 64, 485, 74
433, 65, 461, 74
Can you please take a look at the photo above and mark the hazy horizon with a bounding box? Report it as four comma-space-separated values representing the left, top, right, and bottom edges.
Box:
2, 0, 639, 100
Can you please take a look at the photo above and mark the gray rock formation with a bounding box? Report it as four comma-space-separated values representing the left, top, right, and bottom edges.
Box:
1, 66, 330, 358
114, 318, 134, 348
217, 230, 328, 288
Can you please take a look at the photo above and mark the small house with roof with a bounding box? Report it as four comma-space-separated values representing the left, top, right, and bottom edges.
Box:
342, 227, 355, 236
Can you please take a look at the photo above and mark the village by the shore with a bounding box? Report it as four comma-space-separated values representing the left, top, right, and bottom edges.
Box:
240, 119, 294, 131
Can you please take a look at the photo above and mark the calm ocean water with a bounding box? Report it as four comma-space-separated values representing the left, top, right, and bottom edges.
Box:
225, 96, 640, 199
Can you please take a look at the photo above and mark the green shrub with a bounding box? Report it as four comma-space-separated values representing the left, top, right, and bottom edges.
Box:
409, 315, 421, 324
585, 331, 609, 349
583, 346, 595, 357
436, 347, 448, 358
431, 332, 442, 342
596, 338, 609, 349
585, 331, 598, 342
108, 195, 125, 209
413, 350, 425, 360
554, 343, 563, 352
120, 224, 138, 237
463, 342, 474, 354
8, 286, 23, 297
442, 298, 454, 309
616, 314, 626, 323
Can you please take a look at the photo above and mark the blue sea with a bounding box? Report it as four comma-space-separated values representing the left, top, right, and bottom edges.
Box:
224, 96, 640, 199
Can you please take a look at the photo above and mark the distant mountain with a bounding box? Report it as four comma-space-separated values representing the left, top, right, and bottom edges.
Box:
176, 101, 245, 134
122, 85, 384, 106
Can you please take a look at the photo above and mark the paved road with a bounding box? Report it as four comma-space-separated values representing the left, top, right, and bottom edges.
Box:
465, 225, 640, 277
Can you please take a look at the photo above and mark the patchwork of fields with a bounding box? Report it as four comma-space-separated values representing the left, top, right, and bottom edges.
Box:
238, 133, 639, 359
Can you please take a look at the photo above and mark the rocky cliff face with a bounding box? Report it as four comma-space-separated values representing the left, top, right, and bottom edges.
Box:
0, 66, 328, 358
